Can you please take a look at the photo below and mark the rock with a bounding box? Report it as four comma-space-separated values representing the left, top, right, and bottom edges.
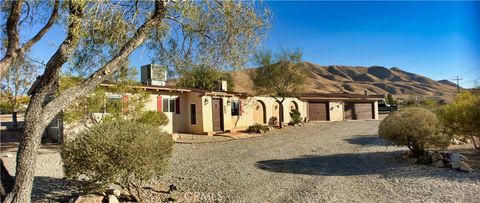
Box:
106, 189, 121, 197
451, 138, 460, 145
431, 152, 443, 162
74, 194, 104, 203
107, 195, 119, 203
432, 160, 444, 168
449, 153, 461, 165
459, 154, 469, 161
459, 161, 473, 173
171, 133, 180, 141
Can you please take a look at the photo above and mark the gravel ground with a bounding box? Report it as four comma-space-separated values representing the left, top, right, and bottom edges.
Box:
159, 121, 480, 202
2, 120, 479, 202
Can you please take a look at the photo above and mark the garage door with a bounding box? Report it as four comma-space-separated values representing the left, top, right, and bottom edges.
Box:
344, 102, 373, 120
308, 102, 328, 121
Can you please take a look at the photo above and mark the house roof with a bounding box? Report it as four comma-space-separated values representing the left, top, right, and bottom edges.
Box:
299, 92, 385, 101
99, 82, 251, 97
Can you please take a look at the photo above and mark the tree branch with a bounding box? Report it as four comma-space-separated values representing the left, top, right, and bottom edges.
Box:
20, 0, 60, 52
0, 0, 24, 78
42, 0, 166, 119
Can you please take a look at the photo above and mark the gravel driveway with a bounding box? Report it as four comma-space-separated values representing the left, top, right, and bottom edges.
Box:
161, 121, 480, 202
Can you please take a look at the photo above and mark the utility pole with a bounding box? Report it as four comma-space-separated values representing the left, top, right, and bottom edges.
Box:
453, 76, 463, 93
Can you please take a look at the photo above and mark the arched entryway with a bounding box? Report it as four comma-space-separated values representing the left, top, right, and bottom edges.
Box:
253, 100, 266, 124
288, 101, 299, 122
271, 101, 283, 125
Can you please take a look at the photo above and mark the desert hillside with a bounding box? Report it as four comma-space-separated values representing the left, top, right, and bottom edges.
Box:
231, 62, 458, 101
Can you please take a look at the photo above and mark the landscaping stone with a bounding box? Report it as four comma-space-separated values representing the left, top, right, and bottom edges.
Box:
431, 160, 444, 168
106, 189, 121, 197
459, 161, 473, 173
107, 195, 119, 203
449, 153, 461, 165
73, 194, 104, 203
431, 152, 443, 162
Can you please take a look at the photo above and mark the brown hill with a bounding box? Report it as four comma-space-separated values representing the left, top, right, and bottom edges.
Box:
231, 62, 458, 101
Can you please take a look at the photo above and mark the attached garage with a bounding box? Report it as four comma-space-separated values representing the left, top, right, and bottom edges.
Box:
308, 102, 329, 121
344, 102, 374, 120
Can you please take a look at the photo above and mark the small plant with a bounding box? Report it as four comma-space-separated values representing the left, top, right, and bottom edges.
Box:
246, 123, 270, 133
378, 107, 450, 157
61, 112, 173, 201
289, 109, 302, 125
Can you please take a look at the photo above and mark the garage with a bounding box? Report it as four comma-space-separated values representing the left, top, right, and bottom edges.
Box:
308, 102, 329, 121
344, 102, 374, 120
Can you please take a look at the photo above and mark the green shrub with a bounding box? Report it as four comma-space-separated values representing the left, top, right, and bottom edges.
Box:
437, 91, 480, 149
378, 107, 450, 157
61, 118, 174, 198
246, 123, 270, 133
134, 111, 169, 127
289, 109, 302, 124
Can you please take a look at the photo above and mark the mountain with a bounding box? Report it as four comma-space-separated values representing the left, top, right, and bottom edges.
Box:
231, 62, 458, 101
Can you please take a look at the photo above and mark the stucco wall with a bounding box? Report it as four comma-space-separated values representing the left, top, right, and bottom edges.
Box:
328, 101, 344, 121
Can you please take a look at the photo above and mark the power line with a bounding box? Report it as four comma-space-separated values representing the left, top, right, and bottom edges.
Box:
460, 78, 480, 85
456, 67, 480, 77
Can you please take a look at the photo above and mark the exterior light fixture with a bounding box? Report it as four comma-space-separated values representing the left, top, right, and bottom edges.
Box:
204, 98, 209, 105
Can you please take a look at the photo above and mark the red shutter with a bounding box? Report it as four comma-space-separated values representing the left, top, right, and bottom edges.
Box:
175, 97, 180, 114
157, 96, 162, 112
122, 95, 129, 114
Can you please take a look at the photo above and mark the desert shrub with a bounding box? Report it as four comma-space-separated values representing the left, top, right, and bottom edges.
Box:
289, 109, 302, 124
61, 118, 174, 199
378, 107, 450, 157
134, 111, 169, 127
437, 91, 480, 149
246, 123, 270, 133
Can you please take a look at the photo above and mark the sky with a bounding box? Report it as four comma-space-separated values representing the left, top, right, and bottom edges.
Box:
18, 1, 480, 88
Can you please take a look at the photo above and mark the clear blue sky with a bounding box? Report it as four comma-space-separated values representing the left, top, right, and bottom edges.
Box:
23, 1, 480, 87
263, 1, 480, 87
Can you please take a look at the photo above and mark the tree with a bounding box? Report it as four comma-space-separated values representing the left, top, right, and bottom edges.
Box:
1, 60, 38, 129
1, 1, 269, 202
379, 107, 450, 158
437, 91, 480, 149
176, 64, 234, 91
252, 48, 305, 128
386, 94, 397, 106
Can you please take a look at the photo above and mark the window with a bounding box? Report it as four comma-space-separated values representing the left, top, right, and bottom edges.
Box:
190, 104, 196, 125
231, 100, 240, 116
162, 97, 176, 112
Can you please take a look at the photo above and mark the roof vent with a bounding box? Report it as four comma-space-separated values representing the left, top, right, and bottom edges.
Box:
364, 89, 369, 95
216, 80, 228, 92
141, 64, 167, 86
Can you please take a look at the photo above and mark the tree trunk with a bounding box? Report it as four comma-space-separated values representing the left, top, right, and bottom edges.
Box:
278, 103, 284, 128
12, 111, 17, 130
3, 95, 50, 203
1, 159, 15, 200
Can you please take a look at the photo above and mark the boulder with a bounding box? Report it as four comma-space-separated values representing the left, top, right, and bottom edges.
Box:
432, 160, 444, 168
107, 195, 119, 203
449, 153, 461, 165
74, 194, 104, 203
106, 189, 121, 197
431, 152, 443, 162
459, 161, 473, 173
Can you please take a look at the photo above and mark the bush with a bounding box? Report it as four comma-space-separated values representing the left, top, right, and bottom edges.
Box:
378, 107, 450, 157
134, 111, 169, 127
61, 118, 174, 199
437, 91, 480, 149
246, 123, 270, 133
289, 109, 302, 125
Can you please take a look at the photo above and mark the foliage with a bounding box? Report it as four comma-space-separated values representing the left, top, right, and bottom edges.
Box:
61, 115, 174, 199
289, 109, 302, 125
246, 123, 270, 133
0, 59, 37, 112
378, 107, 450, 156
134, 111, 169, 127
176, 64, 234, 91
437, 91, 480, 148
386, 94, 397, 105
253, 48, 305, 100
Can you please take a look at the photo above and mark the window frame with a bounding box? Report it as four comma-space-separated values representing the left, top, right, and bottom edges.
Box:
162, 97, 177, 113
231, 100, 240, 116
190, 103, 196, 125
